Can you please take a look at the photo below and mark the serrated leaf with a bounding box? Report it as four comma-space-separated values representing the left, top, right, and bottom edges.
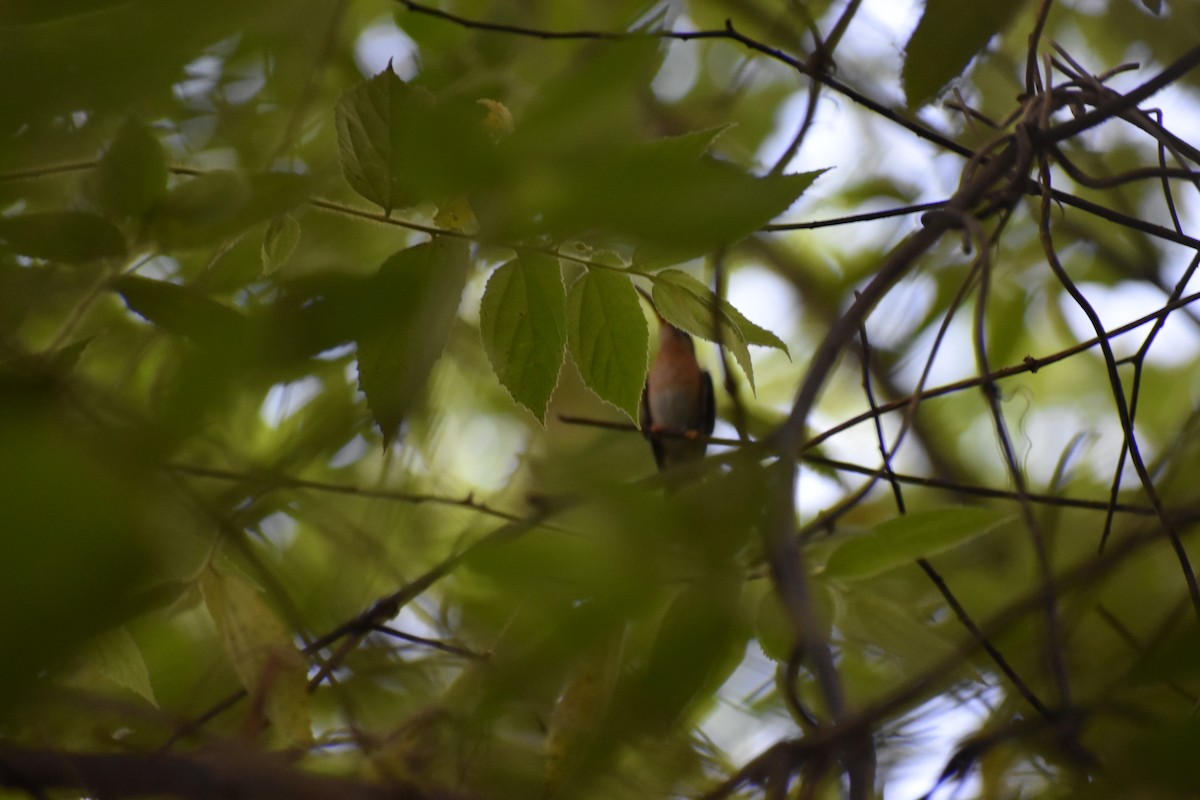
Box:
335, 66, 433, 212
200, 568, 312, 746
479, 254, 567, 423
150, 170, 312, 249
825, 507, 1013, 580
566, 269, 648, 421
335, 66, 493, 213
641, 125, 733, 162
537, 153, 825, 265
0, 211, 124, 263
650, 270, 787, 393
718, 295, 789, 353
75, 627, 157, 705
356, 238, 470, 446
97, 117, 167, 219
753, 578, 840, 666
840, 587, 957, 670
261, 214, 300, 276
903, 0, 1026, 109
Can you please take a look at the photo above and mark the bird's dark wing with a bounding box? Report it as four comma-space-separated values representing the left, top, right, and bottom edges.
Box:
700, 370, 716, 436
640, 383, 667, 469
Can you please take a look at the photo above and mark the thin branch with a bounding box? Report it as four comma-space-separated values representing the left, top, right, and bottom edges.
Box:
169, 463, 524, 523
761, 200, 947, 231
975, 131, 1072, 710
1040, 45, 1200, 145
805, 286, 1200, 452
1035, 154, 1200, 622
371, 625, 487, 661
392, 0, 972, 159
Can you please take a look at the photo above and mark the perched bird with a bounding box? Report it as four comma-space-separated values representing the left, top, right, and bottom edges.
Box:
639, 319, 716, 470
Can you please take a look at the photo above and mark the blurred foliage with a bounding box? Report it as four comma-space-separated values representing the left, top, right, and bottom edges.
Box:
2, 1, 1200, 799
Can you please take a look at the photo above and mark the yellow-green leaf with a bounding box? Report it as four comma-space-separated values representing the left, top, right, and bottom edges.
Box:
73, 627, 157, 706
200, 568, 312, 746
825, 507, 1013, 581
650, 270, 787, 393
479, 254, 567, 423
903, 0, 1027, 108
356, 238, 470, 446
566, 269, 648, 421
544, 629, 625, 797
261, 214, 301, 276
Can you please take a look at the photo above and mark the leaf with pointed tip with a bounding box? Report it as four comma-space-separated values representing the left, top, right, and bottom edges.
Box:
261, 214, 300, 276
640, 125, 733, 162
335, 66, 494, 213
650, 270, 788, 393
335, 66, 433, 213
201, 568, 311, 746
903, 0, 1026, 109
355, 238, 469, 446
535, 153, 826, 267
625, 570, 744, 735
0, 211, 125, 263
115, 275, 249, 350
479, 254, 567, 423
73, 627, 157, 706
825, 508, 1013, 580
566, 269, 648, 421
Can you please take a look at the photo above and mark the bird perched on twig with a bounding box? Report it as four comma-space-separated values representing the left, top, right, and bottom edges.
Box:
639, 318, 716, 471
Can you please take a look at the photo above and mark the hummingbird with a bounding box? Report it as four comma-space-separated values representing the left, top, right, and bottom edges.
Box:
639, 319, 716, 470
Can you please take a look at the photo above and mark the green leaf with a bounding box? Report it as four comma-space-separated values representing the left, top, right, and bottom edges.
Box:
545, 630, 625, 795
754, 578, 836, 662
0, 385, 152, 709
839, 587, 958, 671
335, 66, 433, 213
515, 39, 666, 160
903, 0, 1027, 109
0, 211, 124, 263
650, 271, 786, 352
149, 170, 312, 249
96, 117, 167, 219
566, 269, 648, 421
356, 238, 470, 446
0, 0, 285, 132
824, 507, 1013, 580
535, 151, 825, 264
625, 570, 745, 735
650, 270, 788, 393
73, 627, 157, 706
115, 275, 249, 349
640, 125, 733, 162
716, 293, 789, 353
335, 66, 493, 213
201, 568, 312, 746
479, 254, 567, 423
260, 214, 301, 276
